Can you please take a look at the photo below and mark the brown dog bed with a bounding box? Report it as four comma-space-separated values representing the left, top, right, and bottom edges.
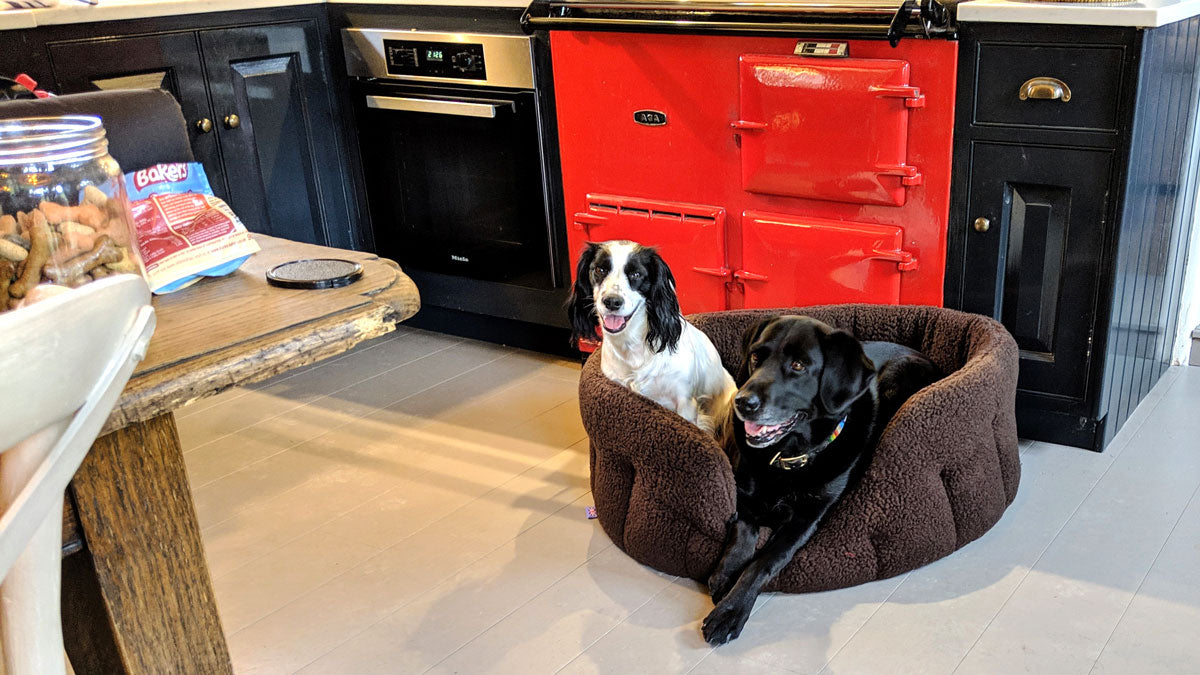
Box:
580, 304, 1020, 592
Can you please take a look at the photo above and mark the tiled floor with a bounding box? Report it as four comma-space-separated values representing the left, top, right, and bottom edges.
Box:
177, 327, 1200, 674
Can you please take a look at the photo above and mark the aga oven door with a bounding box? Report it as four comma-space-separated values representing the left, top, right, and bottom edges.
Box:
738, 211, 918, 309
736, 55, 925, 207
356, 83, 555, 290
571, 195, 729, 315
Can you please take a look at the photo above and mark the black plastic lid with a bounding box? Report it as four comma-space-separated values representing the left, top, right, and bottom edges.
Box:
266, 258, 364, 290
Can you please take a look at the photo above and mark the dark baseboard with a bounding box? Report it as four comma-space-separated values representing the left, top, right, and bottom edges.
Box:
1017, 405, 1105, 452
406, 305, 576, 359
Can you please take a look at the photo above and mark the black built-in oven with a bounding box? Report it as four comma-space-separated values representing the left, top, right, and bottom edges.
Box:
343, 29, 560, 301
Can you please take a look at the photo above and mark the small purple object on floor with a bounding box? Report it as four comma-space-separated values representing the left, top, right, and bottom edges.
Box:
585, 506, 598, 520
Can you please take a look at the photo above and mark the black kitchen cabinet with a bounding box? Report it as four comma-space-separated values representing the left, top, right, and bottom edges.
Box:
947, 19, 1200, 451
48, 33, 226, 203
199, 23, 341, 245
960, 143, 1113, 404
39, 9, 355, 248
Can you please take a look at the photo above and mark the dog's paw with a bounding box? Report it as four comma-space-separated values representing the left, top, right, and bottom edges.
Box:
702, 600, 752, 646
707, 570, 734, 604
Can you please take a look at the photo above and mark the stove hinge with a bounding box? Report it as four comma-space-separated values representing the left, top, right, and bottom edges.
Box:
887, 0, 952, 47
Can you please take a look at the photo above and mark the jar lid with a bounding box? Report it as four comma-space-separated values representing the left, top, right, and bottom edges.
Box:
266, 258, 364, 289
0, 115, 109, 166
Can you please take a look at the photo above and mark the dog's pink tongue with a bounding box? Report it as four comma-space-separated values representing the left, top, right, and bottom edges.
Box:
602, 315, 626, 332
744, 421, 780, 437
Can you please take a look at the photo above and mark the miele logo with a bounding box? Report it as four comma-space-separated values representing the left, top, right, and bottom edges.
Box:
133, 164, 189, 191
450, 254, 470, 263
633, 110, 667, 127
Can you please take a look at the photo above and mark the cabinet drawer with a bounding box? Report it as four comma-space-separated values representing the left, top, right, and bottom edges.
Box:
973, 44, 1125, 132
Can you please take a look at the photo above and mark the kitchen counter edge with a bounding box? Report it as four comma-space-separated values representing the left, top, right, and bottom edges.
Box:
0, 0, 529, 32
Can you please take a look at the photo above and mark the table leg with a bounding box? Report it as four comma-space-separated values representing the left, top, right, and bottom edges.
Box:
61, 413, 231, 674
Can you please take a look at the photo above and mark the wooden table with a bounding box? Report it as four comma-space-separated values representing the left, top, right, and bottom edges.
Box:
59, 235, 420, 674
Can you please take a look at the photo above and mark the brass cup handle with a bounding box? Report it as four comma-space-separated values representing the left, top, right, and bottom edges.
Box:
1019, 77, 1072, 102
223, 113, 241, 129
974, 217, 991, 233
195, 118, 213, 133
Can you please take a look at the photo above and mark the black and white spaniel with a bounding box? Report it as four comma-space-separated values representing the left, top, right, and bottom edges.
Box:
568, 240, 735, 435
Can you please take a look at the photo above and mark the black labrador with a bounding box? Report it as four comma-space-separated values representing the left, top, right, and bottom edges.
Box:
702, 315, 942, 645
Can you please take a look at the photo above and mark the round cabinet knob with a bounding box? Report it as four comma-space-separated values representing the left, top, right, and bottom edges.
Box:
223, 113, 241, 129
195, 118, 213, 133
973, 217, 991, 233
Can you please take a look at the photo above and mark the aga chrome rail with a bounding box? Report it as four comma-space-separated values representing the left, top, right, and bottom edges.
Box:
521, 0, 952, 44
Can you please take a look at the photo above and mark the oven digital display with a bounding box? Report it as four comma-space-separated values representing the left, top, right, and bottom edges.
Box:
386, 46, 419, 68
382, 39, 486, 80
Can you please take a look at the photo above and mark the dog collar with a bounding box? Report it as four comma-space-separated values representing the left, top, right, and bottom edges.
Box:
769, 416, 847, 471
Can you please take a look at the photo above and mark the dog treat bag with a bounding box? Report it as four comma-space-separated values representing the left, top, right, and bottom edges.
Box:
123, 162, 259, 294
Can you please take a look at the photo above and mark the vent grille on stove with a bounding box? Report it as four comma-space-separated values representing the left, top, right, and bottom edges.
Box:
587, 197, 721, 224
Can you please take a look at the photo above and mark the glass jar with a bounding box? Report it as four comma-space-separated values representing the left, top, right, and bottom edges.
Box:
0, 115, 145, 312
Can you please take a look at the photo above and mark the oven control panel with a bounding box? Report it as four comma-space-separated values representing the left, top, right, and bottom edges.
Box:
384, 40, 486, 80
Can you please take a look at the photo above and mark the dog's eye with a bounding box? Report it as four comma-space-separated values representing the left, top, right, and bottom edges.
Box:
748, 353, 759, 369
791, 360, 806, 372
628, 271, 643, 281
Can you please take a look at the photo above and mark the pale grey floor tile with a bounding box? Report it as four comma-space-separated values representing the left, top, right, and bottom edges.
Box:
1103, 365, 1184, 459
428, 545, 676, 674
955, 368, 1200, 674
250, 492, 603, 674
189, 339, 521, 529
560, 577, 717, 675
1091, 482, 1200, 674
182, 326, 1198, 675
184, 430, 298, 488
212, 528, 379, 634
199, 372, 585, 580
824, 439, 1116, 675
689, 658, 797, 675
227, 528, 490, 674
692, 575, 904, 674
176, 329, 468, 448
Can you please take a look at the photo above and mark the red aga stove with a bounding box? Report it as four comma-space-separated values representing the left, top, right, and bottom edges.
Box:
526, 0, 957, 314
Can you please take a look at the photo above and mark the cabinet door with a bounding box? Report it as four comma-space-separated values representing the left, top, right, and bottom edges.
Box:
739, 211, 917, 309
962, 142, 1111, 403
570, 195, 728, 314
48, 34, 224, 196
199, 22, 350, 246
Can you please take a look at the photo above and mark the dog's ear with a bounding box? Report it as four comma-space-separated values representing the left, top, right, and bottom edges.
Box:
644, 248, 683, 353
736, 316, 775, 383
566, 243, 600, 346
816, 327, 877, 415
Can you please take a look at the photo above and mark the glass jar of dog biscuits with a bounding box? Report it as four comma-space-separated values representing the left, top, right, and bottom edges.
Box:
0, 115, 145, 312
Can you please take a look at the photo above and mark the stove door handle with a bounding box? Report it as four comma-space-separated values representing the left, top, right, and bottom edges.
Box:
733, 269, 769, 283
692, 266, 732, 280
869, 248, 920, 272
869, 85, 926, 108
877, 163, 924, 186
731, 120, 767, 131
572, 212, 608, 231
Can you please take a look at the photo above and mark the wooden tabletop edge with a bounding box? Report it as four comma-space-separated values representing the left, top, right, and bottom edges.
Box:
102, 263, 421, 435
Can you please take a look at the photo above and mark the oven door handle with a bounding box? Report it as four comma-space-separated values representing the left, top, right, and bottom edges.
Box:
365, 94, 506, 119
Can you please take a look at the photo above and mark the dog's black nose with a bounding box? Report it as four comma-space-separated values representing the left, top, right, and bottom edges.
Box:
602, 295, 623, 311
735, 392, 762, 415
